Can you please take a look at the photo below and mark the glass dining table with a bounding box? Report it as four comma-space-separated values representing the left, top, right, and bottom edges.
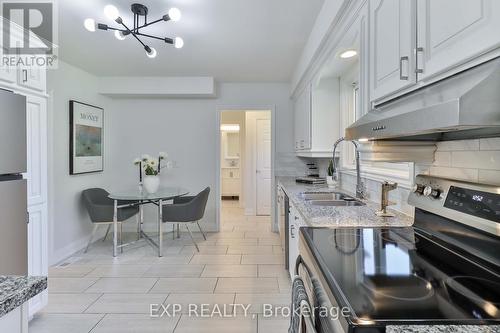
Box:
108, 186, 189, 257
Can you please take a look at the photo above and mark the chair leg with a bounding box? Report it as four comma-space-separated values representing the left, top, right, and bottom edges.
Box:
136, 214, 141, 241
173, 224, 176, 240
196, 221, 207, 241
177, 224, 180, 239
103, 224, 111, 242
85, 225, 99, 253
120, 223, 124, 253
186, 224, 199, 252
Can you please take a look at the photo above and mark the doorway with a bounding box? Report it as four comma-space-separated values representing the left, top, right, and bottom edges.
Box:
217, 109, 273, 230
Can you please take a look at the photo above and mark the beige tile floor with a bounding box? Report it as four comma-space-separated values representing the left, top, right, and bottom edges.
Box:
29, 200, 291, 333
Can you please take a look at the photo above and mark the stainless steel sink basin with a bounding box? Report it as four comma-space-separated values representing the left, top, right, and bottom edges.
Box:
301, 191, 365, 206
301, 192, 348, 201
309, 200, 366, 207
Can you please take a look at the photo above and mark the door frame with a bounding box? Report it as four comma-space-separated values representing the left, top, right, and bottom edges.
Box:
215, 106, 277, 233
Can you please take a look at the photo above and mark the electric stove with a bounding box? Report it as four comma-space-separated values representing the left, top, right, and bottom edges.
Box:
297, 175, 500, 332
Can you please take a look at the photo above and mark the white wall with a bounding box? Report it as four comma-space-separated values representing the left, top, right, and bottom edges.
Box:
103, 83, 304, 233
47, 61, 112, 265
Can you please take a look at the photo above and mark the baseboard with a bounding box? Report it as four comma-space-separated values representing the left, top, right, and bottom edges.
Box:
50, 235, 91, 266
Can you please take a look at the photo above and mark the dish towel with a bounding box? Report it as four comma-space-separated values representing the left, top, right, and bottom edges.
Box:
288, 276, 311, 333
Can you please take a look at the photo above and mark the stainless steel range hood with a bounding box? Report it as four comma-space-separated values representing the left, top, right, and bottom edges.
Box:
346, 57, 500, 141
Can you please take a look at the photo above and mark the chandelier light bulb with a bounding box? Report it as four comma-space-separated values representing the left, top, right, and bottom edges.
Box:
168, 8, 182, 22
114, 30, 126, 40
146, 47, 158, 58
104, 4, 120, 20
84, 18, 96, 32
174, 37, 184, 49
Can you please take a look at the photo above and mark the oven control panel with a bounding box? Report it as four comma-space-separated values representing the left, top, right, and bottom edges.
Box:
444, 186, 500, 223
409, 175, 500, 236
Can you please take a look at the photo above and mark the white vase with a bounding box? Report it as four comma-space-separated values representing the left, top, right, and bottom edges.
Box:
326, 176, 337, 188
143, 175, 160, 194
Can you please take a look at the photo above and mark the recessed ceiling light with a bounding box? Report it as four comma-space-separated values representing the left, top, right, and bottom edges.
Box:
340, 50, 358, 59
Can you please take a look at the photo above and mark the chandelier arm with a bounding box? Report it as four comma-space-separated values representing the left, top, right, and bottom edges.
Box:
135, 32, 174, 44
118, 20, 147, 48
135, 17, 165, 31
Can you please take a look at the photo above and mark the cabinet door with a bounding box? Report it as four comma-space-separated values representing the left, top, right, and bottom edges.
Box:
294, 84, 311, 151
417, 0, 500, 81
27, 203, 48, 316
288, 206, 300, 278
26, 95, 48, 206
18, 67, 46, 92
0, 64, 17, 84
25, 95, 48, 316
370, 0, 417, 102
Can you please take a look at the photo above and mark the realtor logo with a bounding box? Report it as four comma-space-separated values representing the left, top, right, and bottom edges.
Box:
1, 0, 58, 68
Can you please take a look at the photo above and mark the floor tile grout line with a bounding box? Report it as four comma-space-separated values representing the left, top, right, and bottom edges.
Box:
81, 292, 105, 313
87, 313, 106, 333
146, 278, 160, 294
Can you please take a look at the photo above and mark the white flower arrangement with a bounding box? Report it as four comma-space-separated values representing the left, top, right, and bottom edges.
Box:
133, 152, 169, 177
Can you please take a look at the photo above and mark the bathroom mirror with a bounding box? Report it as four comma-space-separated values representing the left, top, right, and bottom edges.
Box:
221, 125, 240, 160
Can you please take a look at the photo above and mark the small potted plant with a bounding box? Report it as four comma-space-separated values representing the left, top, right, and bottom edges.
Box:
327, 159, 337, 188
133, 152, 168, 194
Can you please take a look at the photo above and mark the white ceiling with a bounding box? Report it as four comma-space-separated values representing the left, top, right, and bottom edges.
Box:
57, 0, 325, 81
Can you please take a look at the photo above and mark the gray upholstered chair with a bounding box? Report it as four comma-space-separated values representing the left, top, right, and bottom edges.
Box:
82, 188, 140, 253
162, 187, 210, 251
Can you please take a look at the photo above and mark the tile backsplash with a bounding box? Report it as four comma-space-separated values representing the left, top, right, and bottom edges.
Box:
308, 138, 500, 217
416, 138, 500, 185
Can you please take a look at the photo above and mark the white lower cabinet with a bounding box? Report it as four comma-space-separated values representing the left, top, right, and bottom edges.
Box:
27, 204, 48, 316
288, 203, 302, 278
0, 304, 28, 333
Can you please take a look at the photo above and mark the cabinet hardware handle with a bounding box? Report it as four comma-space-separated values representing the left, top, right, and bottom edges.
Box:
416, 47, 424, 74
290, 225, 295, 238
23, 69, 28, 82
399, 56, 409, 80
294, 216, 299, 220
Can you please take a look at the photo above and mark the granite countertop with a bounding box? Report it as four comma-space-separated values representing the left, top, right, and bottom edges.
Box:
0, 276, 47, 318
278, 176, 500, 332
277, 176, 413, 228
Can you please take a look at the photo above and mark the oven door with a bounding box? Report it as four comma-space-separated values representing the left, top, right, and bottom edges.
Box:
297, 234, 348, 333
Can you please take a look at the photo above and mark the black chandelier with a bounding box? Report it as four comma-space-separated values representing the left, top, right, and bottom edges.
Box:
84, 3, 183, 58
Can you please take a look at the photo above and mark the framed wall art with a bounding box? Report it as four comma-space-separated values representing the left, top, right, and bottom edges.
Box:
69, 100, 104, 175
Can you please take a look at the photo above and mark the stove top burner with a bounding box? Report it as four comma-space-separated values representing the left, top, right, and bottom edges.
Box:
445, 276, 500, 306
362, 274, 435, 301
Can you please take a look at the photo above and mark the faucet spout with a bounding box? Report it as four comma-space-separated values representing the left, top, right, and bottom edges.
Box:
332, 137, 366, 199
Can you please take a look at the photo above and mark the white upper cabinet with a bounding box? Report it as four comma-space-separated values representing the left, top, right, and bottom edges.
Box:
0, 64, 18, 84
370, 0, 417, 101
416, 0, 500, 81
18, 67, 47, 92
293, 83, 312, 151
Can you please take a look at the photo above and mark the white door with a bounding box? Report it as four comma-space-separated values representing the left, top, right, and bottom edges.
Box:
256, 119, 271, 216
370, 0, 417, 102
417, 0, 500, 81
25, 95, 48, 315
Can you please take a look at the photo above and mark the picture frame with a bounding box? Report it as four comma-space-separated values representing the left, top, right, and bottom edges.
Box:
69, 100, 104, 175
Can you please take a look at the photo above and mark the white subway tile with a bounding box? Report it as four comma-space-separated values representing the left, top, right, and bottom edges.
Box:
480, 138, 500, 151
478, 170, 500, 186
429, 166, 478, 182
432, 152, 451, 167
436, 140, 479, 152
451, 151, 500, 170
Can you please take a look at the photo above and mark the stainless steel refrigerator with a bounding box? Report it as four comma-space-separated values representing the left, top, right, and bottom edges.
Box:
0, 88, 28, 275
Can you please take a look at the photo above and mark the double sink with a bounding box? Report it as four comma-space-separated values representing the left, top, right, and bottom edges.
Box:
301, 192, 365, 207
